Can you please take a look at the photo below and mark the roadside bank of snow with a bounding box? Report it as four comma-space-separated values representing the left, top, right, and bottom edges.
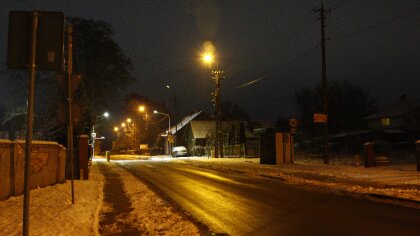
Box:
173, 157, 420, 203
0, 159, 201, 236
0, 164, 104, 236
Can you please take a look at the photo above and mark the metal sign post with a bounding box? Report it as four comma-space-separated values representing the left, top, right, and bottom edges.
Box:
22, 12, 39, 236
7, 11, 64, 236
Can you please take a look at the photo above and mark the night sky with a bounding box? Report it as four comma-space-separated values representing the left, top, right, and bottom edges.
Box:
1, 0, 419, 120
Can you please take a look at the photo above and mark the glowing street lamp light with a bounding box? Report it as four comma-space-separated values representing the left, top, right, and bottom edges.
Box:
121, 122, 126, 128
202, 53, 214, 67
138, 105, 146, 113
127, 118, 132, 123
113, 126, 119, 132
103, 112, 109, 118
154, 110, 172, 156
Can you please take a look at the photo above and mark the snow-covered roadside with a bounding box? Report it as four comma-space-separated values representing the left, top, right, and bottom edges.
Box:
0, 164, 104, 236
0, 159, 201, 236
172, 157, 420, 203
102, 160, 201, 235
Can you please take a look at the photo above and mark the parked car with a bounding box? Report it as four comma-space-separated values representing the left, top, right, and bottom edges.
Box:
172, 146, 189, 157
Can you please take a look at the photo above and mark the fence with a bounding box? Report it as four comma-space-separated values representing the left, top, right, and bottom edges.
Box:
0, 139, 66, 200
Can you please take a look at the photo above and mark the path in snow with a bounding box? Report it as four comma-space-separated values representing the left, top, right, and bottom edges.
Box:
97, 162, 141, 235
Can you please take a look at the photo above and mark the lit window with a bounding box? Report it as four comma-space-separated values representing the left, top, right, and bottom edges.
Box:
381, 118, 390, 126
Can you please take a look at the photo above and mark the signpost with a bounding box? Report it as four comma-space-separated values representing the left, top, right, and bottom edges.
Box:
289, 118, 299, 134
314, 113, 328, 123
7, 11, 64, 236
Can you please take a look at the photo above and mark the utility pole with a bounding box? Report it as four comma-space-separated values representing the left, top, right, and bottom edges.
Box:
212, 70, 224, 158
314, 0, 330, 164
67, 25, 75, 202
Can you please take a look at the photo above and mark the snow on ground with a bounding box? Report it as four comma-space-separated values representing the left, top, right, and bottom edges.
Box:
101, 160, 200, 235
170, 156, 420, 203
0, 165, 104, 236
0, 159, 200, 236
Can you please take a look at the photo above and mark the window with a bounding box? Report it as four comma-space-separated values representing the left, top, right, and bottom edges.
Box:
381, 118, 390, 127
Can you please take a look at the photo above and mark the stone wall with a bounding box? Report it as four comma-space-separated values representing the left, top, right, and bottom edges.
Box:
0, 140, 66, 200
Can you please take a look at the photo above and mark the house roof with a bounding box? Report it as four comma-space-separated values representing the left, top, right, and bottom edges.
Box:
189, 120, 242, 139
365, 99, 420, 120
171, 111, 202, 134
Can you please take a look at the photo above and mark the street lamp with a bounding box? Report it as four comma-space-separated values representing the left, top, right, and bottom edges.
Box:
91, 111, 110, 159
201, 48, 224, 158
154, 110, 172, 156
91, 126, 105, 160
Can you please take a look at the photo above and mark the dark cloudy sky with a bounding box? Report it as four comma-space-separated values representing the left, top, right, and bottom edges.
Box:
1, 0, 419, 120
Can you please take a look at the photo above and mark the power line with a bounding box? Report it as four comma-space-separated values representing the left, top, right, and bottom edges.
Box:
332, 13, 417, 41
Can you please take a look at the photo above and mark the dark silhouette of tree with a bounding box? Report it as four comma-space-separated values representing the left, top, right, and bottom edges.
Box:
294, 80, 376, 135
69, 17, 135, 131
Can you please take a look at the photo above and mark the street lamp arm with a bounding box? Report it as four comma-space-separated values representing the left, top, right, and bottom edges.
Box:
153, 111, 171, 134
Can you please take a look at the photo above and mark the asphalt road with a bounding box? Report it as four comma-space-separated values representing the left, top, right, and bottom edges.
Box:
119, 161, 420, 236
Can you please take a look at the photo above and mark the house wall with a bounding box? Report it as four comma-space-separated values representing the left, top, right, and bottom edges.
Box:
406, 109, 420, 131
0, 140, 66, 201
368, 117, 405, 129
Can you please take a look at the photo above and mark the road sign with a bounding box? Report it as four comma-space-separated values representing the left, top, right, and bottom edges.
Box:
314, 113, 328, 123
7, 11, 65, 71
55, 73, 82, 96
289, 118, 298, 134
58, 102, 82, 125
289, 118, 299, 127
168, 134, 175, 144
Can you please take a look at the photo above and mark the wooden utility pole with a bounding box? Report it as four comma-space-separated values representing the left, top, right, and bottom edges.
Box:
315, 0, 330, 164
67, 25, 75, 203
213, 70, 224, 158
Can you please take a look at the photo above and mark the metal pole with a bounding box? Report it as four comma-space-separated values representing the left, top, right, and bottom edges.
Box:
168, 115, 171, 157
67, 25, 75, 203
91, 126, 95, 159
320, 0, 329, 164
23, 11, 39, 236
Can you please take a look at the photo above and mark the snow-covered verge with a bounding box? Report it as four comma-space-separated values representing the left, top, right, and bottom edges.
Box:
101, 161, 201, 235
0, 159, 201, 236
0, 165, 104, 236
172, 157, 420, 203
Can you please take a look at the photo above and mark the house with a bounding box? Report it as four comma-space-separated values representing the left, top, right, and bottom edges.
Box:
171, 111, 272, 157
171, 111, 244, 156
364, 99, 420, 141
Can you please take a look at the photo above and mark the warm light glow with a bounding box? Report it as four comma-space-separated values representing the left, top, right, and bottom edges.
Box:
154, 110, 158, 114
103, 112, 109, 118
166, 85, 170, 89
113, 127, 119, 132
127, 118, 132, 123
138, 105, 145, 112
202, 53, 214, 65
121, 123, 126, 127
201, 41, 216, 66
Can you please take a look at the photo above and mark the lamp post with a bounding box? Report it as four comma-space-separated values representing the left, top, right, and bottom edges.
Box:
113, 126, 120, 140
91, 126, 105, 160
154, 110, 172, 156
90, 112, 109, 159
126, 118, 136, 149
202, 51, 224, 158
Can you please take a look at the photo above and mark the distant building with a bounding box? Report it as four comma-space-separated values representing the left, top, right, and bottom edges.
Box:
170, 111, 274, 157
364, 99, 420, 140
